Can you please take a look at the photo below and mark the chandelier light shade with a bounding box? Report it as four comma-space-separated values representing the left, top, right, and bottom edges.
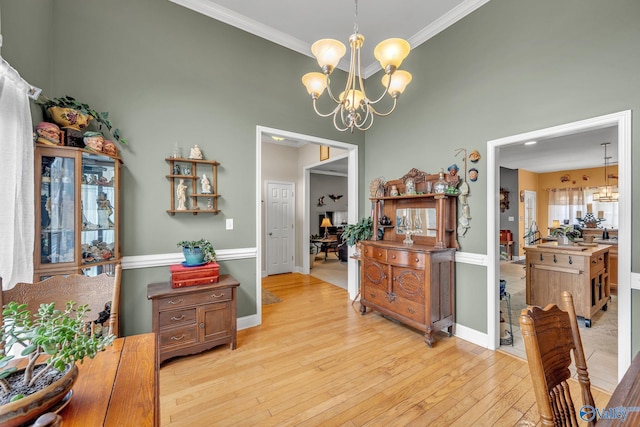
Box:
301, 0, 412, 132
593, 142, 619, 202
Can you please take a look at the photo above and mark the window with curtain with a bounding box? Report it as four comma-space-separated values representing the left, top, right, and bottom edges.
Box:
547, 188, 584, 228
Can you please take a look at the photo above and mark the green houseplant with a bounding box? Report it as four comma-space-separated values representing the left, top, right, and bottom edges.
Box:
0, 301, 115, 425
341, 217, 373, 255
35, 95, 128, 144
177, 239, 217, 265
550, 226, 581, 244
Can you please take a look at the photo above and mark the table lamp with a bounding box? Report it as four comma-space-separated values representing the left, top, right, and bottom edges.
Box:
320, 217, 333, 239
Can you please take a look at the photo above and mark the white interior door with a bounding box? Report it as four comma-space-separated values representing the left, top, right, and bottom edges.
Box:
266, 181, 294, 275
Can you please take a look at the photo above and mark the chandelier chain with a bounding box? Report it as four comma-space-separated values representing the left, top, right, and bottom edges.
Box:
353, 0, 359, 34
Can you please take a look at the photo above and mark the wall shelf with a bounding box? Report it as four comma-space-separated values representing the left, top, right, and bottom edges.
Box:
165, 157, 220, 215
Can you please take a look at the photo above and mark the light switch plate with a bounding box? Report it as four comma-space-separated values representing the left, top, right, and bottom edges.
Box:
226, 218, 233, 230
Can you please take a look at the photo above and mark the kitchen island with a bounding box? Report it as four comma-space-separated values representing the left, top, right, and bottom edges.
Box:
524, 242, 611, 327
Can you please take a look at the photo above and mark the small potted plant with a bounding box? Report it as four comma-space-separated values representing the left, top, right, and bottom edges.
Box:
177, 239, 217, 266
0, 301, 115, 426
341, 217, 373, 256
550, 226, 581, 245
35, 95, 128, 144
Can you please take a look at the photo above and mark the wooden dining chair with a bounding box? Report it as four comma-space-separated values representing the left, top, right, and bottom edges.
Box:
0, 265, 122, 337
519, 291, 596, 427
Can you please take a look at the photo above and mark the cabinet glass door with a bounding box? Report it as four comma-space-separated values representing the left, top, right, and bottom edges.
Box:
81, 152, 116, 271
40, 155, 76, 265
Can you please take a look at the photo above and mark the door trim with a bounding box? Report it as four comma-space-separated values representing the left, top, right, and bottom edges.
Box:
487, 110, 632, 381
256, 126, 359, 326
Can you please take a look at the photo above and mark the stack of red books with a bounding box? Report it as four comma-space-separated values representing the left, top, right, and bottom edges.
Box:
169, 262, 220, 288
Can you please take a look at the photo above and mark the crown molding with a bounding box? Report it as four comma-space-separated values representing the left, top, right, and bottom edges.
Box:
171, 0, 491, 79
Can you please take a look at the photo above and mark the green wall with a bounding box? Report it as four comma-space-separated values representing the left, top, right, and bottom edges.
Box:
0, 0, 364, 335
363, 0, 640, 339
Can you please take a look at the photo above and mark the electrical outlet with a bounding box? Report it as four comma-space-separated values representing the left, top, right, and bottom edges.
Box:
226, 218, 233, 230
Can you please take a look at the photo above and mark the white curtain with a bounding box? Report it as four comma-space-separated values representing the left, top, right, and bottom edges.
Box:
0, 56, 34, 289
548, 188, 584, 227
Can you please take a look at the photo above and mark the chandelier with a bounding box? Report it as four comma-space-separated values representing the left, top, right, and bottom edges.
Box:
593, 142, 619, 202
301, 0, 412, 132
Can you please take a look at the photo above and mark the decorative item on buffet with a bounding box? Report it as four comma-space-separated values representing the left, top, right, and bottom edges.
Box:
576, 205, 605, 228
35, 122, 63, 146
433, 169, 448, 194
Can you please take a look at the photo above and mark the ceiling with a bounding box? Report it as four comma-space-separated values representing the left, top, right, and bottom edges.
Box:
173, 0, 618, 174
170, 0, 487, 77
499, 126, 618, 173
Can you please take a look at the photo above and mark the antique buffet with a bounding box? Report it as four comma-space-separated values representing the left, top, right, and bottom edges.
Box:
360, 169, 458, 347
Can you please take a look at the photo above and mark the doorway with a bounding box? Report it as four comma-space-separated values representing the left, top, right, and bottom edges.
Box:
487, 110, 632, 382
256, 126, 360, 325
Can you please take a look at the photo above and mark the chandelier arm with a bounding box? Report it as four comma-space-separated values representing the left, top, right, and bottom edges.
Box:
353, 109, 374, 131
365, 97, 398, 118
366, 73, 393, 105
312, 98, 343, 118
323, 75, 342, 104
332, 110, 352, 132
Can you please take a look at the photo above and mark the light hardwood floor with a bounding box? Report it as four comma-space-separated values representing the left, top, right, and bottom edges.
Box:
160, 273, 611, 426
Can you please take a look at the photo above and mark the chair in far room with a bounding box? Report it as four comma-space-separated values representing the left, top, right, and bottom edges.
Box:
519, 291, 596, 426
500, 229, 514, 260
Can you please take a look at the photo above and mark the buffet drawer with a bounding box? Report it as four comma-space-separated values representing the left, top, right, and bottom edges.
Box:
388, 249, 425, 269
155, 287, 232, 310
158, 325, 198, 349
363, 288, 424, 324
362, 245, 387, 262
159, 308, 197, 328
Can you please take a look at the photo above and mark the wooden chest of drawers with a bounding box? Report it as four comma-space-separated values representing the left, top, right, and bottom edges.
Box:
359, 241, 455, 347
147, 275, 239, 364
525, 244, 610, 327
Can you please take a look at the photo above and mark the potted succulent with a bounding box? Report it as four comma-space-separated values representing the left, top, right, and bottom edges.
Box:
341, 217, 373, 256
550, 226, 581, 245
177, 239, 217, 266
35, 95, 128, 144
0, 301, 115, 426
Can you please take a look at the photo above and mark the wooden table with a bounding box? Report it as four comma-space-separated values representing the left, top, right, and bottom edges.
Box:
598, 352, 640, 425
58, 333, 158, 426
311, 238, 338, 260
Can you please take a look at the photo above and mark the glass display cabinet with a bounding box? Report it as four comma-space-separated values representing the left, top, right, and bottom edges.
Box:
35, 145, 122, 280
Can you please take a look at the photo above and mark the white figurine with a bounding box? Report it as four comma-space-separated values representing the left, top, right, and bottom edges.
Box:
189, 144, 203, 159
176, 179, 187, 210
200, 174, 212, 194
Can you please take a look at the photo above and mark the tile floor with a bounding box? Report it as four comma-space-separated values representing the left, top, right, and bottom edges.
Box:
499, 260, 618, 392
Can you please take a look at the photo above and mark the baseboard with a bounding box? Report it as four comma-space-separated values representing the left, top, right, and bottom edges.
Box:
237, 313, 260, 330
454, 323, 490, 349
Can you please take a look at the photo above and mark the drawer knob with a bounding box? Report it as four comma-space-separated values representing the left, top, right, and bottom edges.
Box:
392, 254, 396, 259
211, 292, 224, 298
171, 334, 186, 341
168, 299, 183, 305
415, 258, 419, 262
569, 256, 573, 265
199, 323, 205, 329
540, 254, 544, 261
553, 255, 557, 263
171, 314, 186, 321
